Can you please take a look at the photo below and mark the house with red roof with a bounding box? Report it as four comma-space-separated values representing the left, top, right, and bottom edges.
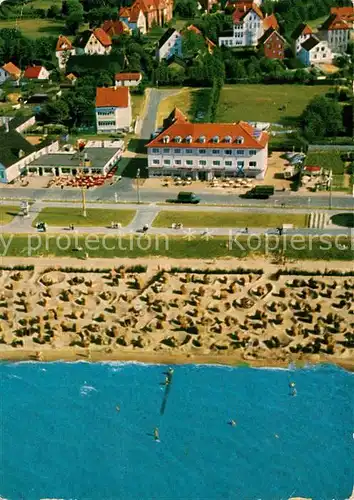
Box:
119, 0, 173, 32
319, 7, 353, 53
219, 2, 264, 47
76, 28, 112, 55
23, 65, 50, 80
258, 28, 285, 60
55, 35, 76, 70
0, 62, 21, 85
291, 23, 315, 55
146, 108, 269, 180
101, 20, 132, 37
118, 6, 147, 34
96, 87, 132, 133
115, 72, 142, 87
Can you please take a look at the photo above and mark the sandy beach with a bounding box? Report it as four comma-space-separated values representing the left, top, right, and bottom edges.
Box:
0, 256, 353, 370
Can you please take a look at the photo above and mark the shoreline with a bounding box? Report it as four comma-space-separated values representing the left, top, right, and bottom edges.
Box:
1, 348, 353, 372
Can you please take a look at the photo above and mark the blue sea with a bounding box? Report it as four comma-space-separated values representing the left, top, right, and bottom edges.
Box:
0, 362, 353, 500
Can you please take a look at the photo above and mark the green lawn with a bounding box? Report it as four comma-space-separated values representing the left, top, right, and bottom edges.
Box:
1, 234, 352, 261
305, 150, 345, 174
0, 18, 65, 38
0, 206, 19, 225
29, 0, 62, 8
153, 211, 308, 228
32, 207, 136, 227
131, 93, 146, 121
216, 84, 332, 125
307, 16, 328, 31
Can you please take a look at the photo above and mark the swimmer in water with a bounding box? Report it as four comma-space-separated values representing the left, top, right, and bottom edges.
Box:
116, 405, 120, 412
275, 434, 279, 439
291, 388, 297, 397
168, 367, 174, 375
154, 427, 160, 441
229, 420, 236, 427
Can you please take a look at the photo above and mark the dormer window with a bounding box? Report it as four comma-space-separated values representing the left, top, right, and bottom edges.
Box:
186, 135, 193, 143
236, 136, 244, 144
199, 135, 206, 143
225, 135, 232, 143
213, 135, 219, 143
163, 135, 170, 143
175, 135, 182, 143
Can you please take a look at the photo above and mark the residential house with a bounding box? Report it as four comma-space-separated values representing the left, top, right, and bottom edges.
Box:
76, 28, 112, 55
0, 116, 58, 183
319, 12, 352, 53
101, 19, 132, 37
115, 72, 142, 87
156, 28, 183, 61
219, 2, 264, 48
0, 62, 21, 86
118, 7, 147, 34
330, 6, 354, 23
95, 87, 132, 133
55, 35, 76, 70
263, 13, 278, 31
291, 23, 313, 54
23, 65, 50, 80
65, 73, 78, 85
225, 0, 262, 10
146, 107, 269, 180
299, 35, 333, 66
258, 28, 285, 59
119, 0, 173, 32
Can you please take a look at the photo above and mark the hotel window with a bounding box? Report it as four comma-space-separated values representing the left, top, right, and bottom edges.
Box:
164, 159, 171, 165
174, 149, 181, 153
199, 149, 206, 154
213, 160, 221, 166
225, 161, 232, 166
225, 150, 232, 155
152, 159, 160, 165
199, 160, 207, 166
236, 150, 244, 155
249, 150, 256, 155
186, 149, 193, 154
175, 160, 181, 165
163, 148, 170, 153
212, 150, 220, 154
186, 160, 193, 166
152, 148, 160, 153
249, 161, 257, 167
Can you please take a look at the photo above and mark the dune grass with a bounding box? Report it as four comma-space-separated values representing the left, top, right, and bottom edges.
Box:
32, 207, 136, 227
152, 211, 308, 228
0, 206, 19, 225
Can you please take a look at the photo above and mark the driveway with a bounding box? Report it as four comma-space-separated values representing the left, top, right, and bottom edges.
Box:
139, 88, 180, 139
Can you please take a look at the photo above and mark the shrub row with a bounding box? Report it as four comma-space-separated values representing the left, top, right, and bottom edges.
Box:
276, 268, 354, 277
170, 267, 263, 275
0, 265, 34, 271
43, 265, 147, 274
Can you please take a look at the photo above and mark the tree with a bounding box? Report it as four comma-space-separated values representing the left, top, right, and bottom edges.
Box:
174, 0, 198, 18
64, 0, 84, 34
182, 31, 206, 59
301, 95, 344, 141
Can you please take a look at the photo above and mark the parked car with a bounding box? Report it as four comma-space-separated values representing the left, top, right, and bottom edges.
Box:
168, 191, 201, 204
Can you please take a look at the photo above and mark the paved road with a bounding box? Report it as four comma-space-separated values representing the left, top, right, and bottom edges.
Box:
139, 88, 179, 139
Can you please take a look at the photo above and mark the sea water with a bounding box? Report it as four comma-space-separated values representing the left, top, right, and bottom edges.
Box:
0, 362, 353, 500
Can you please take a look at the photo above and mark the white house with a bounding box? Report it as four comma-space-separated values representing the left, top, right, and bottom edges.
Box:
219, 2, 264, 48
23, 65, 50, 80
319, 12, 351, 53
55, 35, 76, 70
115, 72, 142, 87
299, 35, 333, 66
95, 87, 132, 134
146, 108, 269, 180
118, 7, 147, 34
76, 28, 112, 55
291, 23, 314, 54
156, 28, 183, 61
0, 62, 21, 85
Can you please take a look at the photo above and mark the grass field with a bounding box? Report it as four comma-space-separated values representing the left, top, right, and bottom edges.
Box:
152, 211, 308, 228
216, 85, 332, 125
157, 88, 201, 127
305, 151, 345, 174
0, 19, 65, 38
131, 93, 146, 121
0, 206, 19, 225
1, 234, 352, 260
29, 0, 62, 8
307, 16, 328, 31
32, 208, 136, 227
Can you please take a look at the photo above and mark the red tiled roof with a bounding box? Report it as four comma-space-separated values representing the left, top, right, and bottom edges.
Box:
2, 62, 21, 77
291, 23, 313, 39
263, 13, 278, 31
23, 66, 44, 79
96, 87, 129, 108
330, 6, 354, 21
186, 24, 202, 35
102, 20, 130, 36
93, 28, 112, 46
304, 165, 321, 172
56, 35, 73, 52
119, 7, 131, 16
321, 13, 350, 31
146, 119, 268, 149
115, 72, 142, 81
232, 2, 263, 24
129, 7, 143, 22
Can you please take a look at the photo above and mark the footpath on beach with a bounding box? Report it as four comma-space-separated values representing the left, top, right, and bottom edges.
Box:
1, 200, 352, 237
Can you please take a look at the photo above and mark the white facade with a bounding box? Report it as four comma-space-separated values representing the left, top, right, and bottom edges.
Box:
219, 9, 264, 48
56, 48, 76, 70
294, 32, 312, 54
157, 30, 183, 60
96, 96, 132, 133
147, 145, 268, 180
115, 75, 142, 87
320, 28, 350, 53
299, 40, 333, 66
83, 32, 111, 55
0, 67, 9, 85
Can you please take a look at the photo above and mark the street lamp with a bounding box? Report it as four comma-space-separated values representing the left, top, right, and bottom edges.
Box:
328, 169, 333, 210
136, 168, 141, 204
